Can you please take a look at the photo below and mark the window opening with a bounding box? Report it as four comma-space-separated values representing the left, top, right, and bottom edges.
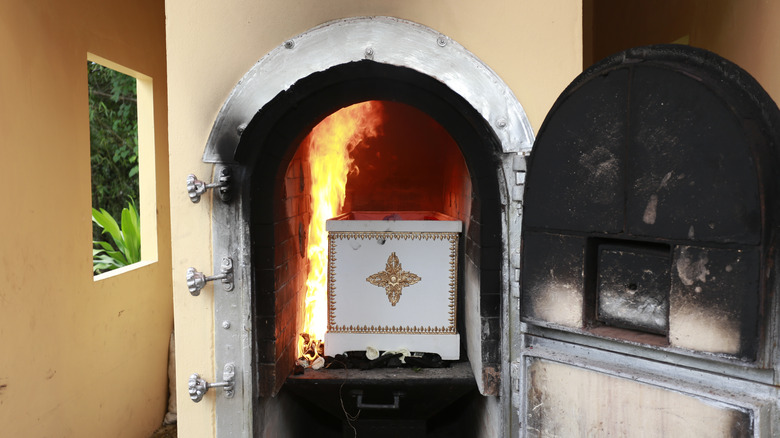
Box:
88, 54, 156, 276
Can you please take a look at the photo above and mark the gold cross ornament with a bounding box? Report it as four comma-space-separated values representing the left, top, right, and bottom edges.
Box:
366, 252, 422, 306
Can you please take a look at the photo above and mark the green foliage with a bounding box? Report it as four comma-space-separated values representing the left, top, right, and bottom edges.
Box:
93, 201, 141, 274
88, 62, 139, 237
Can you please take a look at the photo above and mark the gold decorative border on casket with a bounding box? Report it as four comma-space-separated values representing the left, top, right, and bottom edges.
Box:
327, 231, 458, 334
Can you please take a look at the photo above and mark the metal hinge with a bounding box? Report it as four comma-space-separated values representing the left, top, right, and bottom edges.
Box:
186, 167, 231, 203
188, 363, 236, 402
510, 361, 522, 411
186, 257, 234, 296
510, 153, 528, 204
511, 250, 521, 298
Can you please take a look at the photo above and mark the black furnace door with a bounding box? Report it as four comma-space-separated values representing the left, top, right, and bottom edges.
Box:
518, 45, 780, 437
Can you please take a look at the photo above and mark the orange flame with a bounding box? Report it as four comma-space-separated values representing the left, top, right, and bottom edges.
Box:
299, 101, 383, 357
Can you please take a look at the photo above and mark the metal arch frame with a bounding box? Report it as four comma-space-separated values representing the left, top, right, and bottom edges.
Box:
202, 16, 534, 162
204, 17, 536, 437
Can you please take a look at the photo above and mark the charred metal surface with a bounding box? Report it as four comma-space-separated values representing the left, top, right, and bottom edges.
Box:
521, 45, 780, 366
481, 366, 501, 396
596, 242, 670, 334
521, 232, 585, 328
626, 66, 761, 244
522, 68, 628, 234
670, 246, 760, 359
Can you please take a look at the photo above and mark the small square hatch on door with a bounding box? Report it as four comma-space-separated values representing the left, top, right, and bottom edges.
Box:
596, 243, 670, 335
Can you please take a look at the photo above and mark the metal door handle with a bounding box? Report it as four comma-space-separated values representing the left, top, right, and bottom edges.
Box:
186, 167, 231, 203
188, 363, 235, 402
186, 257, 234, 295
353, 390, 403, 410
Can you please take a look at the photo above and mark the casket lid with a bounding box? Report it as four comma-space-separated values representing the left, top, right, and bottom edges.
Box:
327, 211, 462, 232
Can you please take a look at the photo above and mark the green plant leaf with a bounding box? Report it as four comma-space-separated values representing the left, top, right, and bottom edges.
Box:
93, 207, 127, 255
104, 249, 129, 266
121, 202, 140, 264
92, 200, 140, 274
93, 240, 114, 252
93, 251, 124, 274
89, 62, 139, 233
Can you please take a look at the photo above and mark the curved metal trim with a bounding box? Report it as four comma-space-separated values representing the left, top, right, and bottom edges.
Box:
202, 16, 533, 163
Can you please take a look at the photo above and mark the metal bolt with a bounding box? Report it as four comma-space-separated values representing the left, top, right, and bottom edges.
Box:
364, 47, 374, 59
436, 36, 448, 47
236, 124, 247, 137
496, 118, 508, 129
284, 40, 295, 50
222, 321, 231, 329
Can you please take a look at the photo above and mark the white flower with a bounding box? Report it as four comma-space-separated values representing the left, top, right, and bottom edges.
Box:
366, 346, 379, 360
382, 348, 411, 363
311, 356, 325, 370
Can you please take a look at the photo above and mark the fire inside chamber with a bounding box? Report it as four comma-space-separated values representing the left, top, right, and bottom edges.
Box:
289, 100, 471, 367
296, 101, 383, 365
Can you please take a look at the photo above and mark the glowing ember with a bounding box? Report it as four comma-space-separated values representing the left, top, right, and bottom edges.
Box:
298, 101, 383, 362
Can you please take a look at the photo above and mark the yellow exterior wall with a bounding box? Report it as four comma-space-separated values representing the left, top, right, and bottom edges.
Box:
6, 0, 776, 436
0, 1, 172, 437
165, 1, 582, 436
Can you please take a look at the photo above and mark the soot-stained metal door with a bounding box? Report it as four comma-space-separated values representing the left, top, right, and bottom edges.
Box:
517, 45, 780, 436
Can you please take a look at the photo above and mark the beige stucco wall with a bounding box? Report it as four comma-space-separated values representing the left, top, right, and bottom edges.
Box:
165, 1, 582, 436
0, 1, 172, 437
3, 0, 778, 436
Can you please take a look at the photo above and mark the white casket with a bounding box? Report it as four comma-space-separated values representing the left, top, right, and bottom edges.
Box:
324, 211, 462, 359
